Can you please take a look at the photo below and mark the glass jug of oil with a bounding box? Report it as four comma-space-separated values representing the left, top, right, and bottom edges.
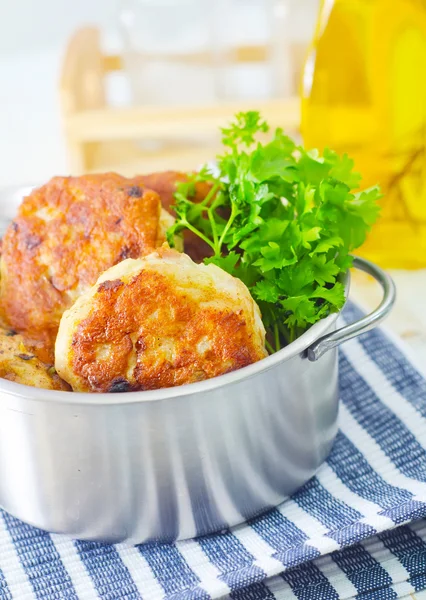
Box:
301, 0, 426, 268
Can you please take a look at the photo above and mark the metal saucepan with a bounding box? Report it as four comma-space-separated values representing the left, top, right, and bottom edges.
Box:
0, 187, 396, 544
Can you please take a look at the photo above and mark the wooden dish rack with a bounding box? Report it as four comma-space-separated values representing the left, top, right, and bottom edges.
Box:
60, 27, 301, 176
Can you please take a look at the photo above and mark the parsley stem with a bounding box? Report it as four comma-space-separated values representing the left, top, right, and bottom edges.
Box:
200, 182, 220, 208
210, 191, 225, 212
274, 323, 281, 352
207, 208, 219, 249
217, 204, 239, 254
265, 339, 274, 354
278, 321, 290, 344
182, 220, 216, 251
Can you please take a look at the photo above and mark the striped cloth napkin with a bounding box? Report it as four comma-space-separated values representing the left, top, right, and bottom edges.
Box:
0, 302, 425, 600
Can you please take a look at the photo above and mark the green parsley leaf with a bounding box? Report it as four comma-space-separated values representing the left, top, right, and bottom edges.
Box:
204, 251, 240, 275
310, 255, 340, 286
167, 111, 381, 352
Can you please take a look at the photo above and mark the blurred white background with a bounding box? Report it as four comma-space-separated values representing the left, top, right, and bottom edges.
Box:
0, 0, 318, 187
0, 0, 120, 186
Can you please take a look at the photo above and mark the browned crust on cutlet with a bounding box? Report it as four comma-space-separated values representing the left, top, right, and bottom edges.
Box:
69, 267, 265, 393
0, 174, 162, 356
0, 327, 70, 390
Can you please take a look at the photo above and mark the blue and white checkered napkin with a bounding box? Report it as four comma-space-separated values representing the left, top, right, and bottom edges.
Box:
0, 302, 426, 600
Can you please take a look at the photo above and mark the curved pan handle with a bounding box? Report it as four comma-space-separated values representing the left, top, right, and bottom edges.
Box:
307, 256, 397, 362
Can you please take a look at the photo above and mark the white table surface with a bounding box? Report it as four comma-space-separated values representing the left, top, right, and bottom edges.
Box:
350, 269, 426, 366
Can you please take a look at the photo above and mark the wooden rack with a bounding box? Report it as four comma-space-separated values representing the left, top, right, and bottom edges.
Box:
60, 27, 301, 175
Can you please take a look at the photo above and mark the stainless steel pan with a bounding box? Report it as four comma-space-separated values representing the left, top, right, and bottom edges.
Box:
0, 187, 396, 544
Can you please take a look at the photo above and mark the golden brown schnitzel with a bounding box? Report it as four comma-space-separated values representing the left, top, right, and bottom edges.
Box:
55, 246, 267, 393
0, 173, 173, 360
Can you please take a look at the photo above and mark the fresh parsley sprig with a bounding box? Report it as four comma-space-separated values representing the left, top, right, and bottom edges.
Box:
167, 111, 381, 352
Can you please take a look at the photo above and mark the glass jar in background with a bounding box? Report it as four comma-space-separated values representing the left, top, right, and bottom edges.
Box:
213, 0, 320, 101
119, 0, 218, 106
213, 0, 283, 101
302, 0, 426, 269
118, 0, 318, 106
